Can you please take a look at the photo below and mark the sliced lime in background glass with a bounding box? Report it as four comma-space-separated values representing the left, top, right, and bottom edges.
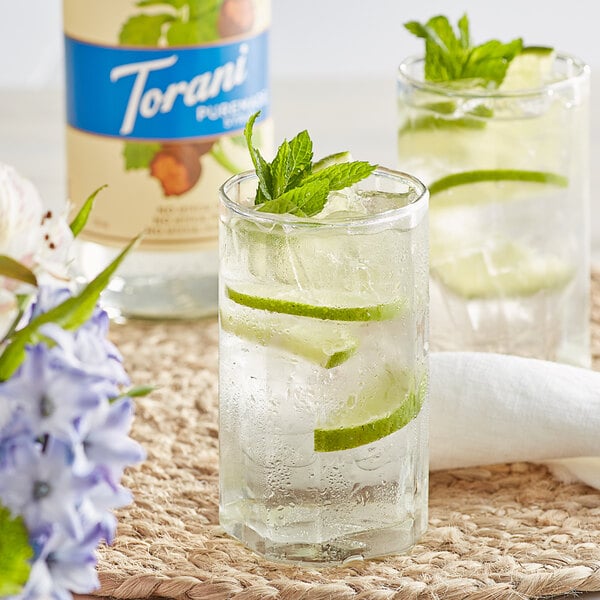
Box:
431, 239, 573, 299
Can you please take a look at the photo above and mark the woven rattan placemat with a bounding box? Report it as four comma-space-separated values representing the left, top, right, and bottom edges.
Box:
89, 272, 600, 600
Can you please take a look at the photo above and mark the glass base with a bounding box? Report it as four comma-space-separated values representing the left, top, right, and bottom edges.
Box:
220, 508, 427, 566
75, 239, 218, 320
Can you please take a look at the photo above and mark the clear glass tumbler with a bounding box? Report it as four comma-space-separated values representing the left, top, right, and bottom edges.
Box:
398, 53, 590, 367
218, 167, 429, 564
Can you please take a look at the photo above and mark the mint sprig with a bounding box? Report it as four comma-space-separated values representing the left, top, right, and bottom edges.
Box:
244, 112, 376, 217
404, 14, 523, 87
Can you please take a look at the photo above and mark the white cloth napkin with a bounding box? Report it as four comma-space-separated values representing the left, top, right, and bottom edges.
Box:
429, 352, 600, 489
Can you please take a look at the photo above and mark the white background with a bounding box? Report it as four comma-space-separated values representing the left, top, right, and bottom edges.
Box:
2, 0, 600, 87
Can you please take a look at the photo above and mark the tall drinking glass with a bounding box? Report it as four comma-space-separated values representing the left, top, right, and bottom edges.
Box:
219, 167, 429, 564
398, 53, 590, 367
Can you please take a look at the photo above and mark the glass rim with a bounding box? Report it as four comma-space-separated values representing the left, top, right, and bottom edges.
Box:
219, 166, 429, 229
397, 52, 590, 99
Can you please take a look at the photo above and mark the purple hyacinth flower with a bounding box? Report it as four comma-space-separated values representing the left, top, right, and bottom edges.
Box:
0, 343, 110, 443
0, 437, 100, 541
73, 397, 145, 483
40, 321, 129, 386
31, 287, 129, 386
0, 409, 34, 471
21, 522, 103, 600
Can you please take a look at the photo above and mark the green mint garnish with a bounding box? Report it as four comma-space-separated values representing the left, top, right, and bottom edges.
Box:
0, 505, 33, 597
244, 112, 376, 216
404, 14, 523, 87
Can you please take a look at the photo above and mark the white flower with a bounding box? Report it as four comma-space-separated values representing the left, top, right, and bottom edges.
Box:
0, 163, 74, 339
0, 163, 43, 265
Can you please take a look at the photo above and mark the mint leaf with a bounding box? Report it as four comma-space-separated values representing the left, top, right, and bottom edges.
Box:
286, 130, 313, 189
270, 139, 291, 198
244, 111, 376, 216
404, 14, 523, 87
457, 14, 470, 49
244, 112, 272, 201
462, 38, 522, 85
0, 505, 33, 597
302, 161, 376, 192
123, 142, 162, 170
264, 130, 314, 199
119, 14, 174, 46
257, 180, 329, 217
295, 180, 331, 216
405, 16, 468, 81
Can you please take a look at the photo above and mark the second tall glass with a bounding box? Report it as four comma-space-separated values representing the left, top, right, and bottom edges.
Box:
398, 53, 590, 367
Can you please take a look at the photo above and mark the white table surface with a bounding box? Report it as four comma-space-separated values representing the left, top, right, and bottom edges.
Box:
1, 80, 599, 600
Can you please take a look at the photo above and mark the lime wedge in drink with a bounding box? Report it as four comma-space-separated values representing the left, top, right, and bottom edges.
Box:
225, 285, 405, 322
220, 306, 358, 369
501, 46, 555, 91
314, 369, 426, 452
431, 239, 573, 299
429, 169, 568, 209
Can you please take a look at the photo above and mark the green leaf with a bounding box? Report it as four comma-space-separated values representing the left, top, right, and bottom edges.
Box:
244, 112, 375, 216
1, 294, 33, 343
257, 180, 330, 217
70, 185, 106, 238
166, 17, 219, 45
123, 142, 162, 170
123, 384, 155, 397
0, 256, 37, 286
404, 13, 523, 87
462, 38, 523, 85
244, 112, 273, 201
0, 504, 33, 597
119, 14, 174, 46
285, 130, 313, 190
294, 180, 331, 216
110, 384, 155, 403
302, 161, 377, 192
270, 139, 291, 197
457, 13, 470, 49
0, 236, 141, 382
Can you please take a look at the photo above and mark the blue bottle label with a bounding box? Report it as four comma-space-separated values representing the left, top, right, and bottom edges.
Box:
65, 30, 269, 140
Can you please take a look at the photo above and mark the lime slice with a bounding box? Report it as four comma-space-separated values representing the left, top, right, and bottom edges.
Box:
220, 307, 358, 369
398, 101, 494, 138
314, 369, 426, 452
429, 169, 568, 209
431, 240, 573, 299
312, 151, 351, 173
225, 286, 404, 322
502, 46, 555, 91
